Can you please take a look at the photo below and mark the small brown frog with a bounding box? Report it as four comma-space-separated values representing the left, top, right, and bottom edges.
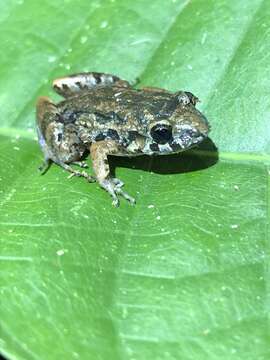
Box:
36, 72, 210, 206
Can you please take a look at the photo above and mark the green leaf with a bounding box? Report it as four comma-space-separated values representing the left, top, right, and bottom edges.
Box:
0, 1, 269, 359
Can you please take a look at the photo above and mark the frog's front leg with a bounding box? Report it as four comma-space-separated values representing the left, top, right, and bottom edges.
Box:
53, 72, 131, 98
90, 140, 135, 207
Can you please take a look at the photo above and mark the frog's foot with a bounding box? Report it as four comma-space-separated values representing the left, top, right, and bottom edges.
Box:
100, 178, 136, 207
72, 161, 89, 169
57, 162, 96, 182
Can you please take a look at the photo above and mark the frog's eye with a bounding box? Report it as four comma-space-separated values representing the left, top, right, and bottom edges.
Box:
150, 124, 173, 144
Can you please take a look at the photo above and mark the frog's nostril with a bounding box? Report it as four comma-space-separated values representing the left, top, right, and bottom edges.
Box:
180, 128, 197, 139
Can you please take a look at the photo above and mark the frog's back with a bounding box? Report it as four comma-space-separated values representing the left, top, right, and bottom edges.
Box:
57, 85, 175, 129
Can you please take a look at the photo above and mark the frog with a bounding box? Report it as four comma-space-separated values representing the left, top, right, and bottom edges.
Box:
36, 72, 210, 206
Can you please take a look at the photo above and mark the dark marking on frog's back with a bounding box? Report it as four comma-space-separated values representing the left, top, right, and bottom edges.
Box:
157, 96, 180, 118
57, 107, 126, 126
59, 109, 86, 124
107, 129, 120, 140
94, 111, 126, 125
122, 91, 178, 126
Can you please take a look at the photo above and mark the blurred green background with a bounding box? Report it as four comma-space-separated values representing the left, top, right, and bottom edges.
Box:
0, 0, 269, 359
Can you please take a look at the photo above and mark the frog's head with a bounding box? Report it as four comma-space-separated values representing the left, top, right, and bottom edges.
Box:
145, 91, 210, 154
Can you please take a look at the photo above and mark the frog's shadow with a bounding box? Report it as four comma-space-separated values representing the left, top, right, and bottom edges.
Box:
109, 137, 218, 175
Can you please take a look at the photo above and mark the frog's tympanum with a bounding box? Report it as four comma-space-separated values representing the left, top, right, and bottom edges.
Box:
36, 72, 210, 206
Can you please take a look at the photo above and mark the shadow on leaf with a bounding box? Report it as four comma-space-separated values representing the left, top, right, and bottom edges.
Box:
109, 137, 218, 175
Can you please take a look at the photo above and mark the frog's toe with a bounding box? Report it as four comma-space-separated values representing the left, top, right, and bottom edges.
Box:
99, 179, 120, 207
72, 161, 89, 169
72, 170, 96, 183
112, 178, 124, 187
56, 161, 95, 182
99, 178, 135, 206
115, 186, 136, 205
112, 197, 120, 207
111, 178, 136, 204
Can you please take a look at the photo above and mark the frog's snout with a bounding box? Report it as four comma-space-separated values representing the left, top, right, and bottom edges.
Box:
180, 128, 203, 146
175, 123, 209, 149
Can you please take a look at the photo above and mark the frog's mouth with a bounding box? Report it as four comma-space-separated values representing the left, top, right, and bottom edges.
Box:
144, 134, 207, 155
158, 138, 203, 154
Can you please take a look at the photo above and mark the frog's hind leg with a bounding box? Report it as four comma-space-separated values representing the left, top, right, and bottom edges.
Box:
36, 96, 95, 182
52, 72, 131, 98
36, 96, 59, 172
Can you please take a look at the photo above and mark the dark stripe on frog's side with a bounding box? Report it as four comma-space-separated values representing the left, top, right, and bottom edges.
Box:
107, 129, 120, 140
94, 133, 106, 141
94, 129, 120, 142
150, 143, 159, 152
127, 131, 138, 142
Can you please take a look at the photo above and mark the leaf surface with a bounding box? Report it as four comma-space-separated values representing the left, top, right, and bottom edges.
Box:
0, 1, 269, 359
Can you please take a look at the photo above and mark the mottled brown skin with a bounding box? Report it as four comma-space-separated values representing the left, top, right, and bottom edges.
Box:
36, 72, 210, 206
